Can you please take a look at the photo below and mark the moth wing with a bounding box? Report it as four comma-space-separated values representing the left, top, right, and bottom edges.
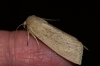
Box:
28, 22, 83, 65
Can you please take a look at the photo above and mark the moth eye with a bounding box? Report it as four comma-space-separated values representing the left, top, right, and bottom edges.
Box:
23, 25, 27, 29
25, 25, 27, 28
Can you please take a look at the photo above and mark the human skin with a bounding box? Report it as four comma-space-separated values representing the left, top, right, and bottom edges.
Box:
0, 30, 74, 66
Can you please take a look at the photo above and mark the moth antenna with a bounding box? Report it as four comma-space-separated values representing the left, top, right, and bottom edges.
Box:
16, 24, 23, 31
45, 19, 59, 21
15, 24, 23, 38
42, 18, 60, 21
83, 45, 89, 50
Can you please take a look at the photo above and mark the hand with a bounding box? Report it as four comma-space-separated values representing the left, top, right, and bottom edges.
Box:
0, 30, 74, 66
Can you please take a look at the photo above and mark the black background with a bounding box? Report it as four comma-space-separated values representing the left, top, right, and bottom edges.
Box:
0, 0, 100, 66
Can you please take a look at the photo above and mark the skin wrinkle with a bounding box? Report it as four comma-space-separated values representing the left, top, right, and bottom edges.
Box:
29, 37, 50, 66
57, 61, 66, 66
47, 51, 51, 66
27, 34, 31, 66
50, 52, 60, 66
49, 51, 53, 66
19, 32, 27, 65
27, 39, 31, 66
0, 31, 10, 66
15, 31, 31, 66
43, 45, 52, 66
41, 51, 50, 66
23, 42, 31, 66
0, 43, 5, 64
14, 31, 17, 66
22, 32, 28, 64
4, 32, 10, 66
57, 58, 67, 66
14, 31, 22, 65
28, 50, 31, 66
28, 44, 33, 65
40, 41, 52, 66
44, 52, 51, 66
9, 31, 16, 66
29, 39, 39, 65
28, 35, 37, 65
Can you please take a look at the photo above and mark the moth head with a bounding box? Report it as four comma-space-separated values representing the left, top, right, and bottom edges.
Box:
25, 15, 48, 26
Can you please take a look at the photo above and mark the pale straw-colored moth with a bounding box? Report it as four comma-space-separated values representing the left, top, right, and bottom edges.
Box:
20, 15, 87, 65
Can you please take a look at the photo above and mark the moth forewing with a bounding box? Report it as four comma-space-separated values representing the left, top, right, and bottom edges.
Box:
24, 15, 84, 65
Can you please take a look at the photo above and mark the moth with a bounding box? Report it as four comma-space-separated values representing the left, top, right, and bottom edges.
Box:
22, 15, 87, 65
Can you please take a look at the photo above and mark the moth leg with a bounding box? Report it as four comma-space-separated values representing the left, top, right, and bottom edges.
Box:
28, 29, 40, 51
27, 30, 30, 46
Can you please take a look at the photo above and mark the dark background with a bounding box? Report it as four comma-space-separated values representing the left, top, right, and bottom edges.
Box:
0, 0, 100, 66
